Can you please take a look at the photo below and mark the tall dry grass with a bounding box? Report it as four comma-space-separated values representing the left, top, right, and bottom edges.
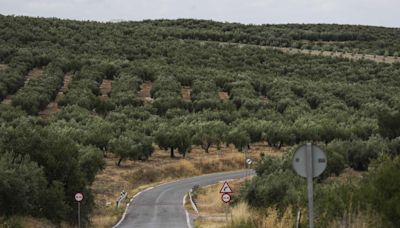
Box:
327, 209, 384, 228
130, 152, 246, 186
222, 202, 296, 228
0, 216, 62, 228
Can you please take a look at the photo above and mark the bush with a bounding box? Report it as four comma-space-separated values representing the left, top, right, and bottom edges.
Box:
243, 170, 305, 212
0, 153, 47, 216
362, 156, 400, 226
255, 155, 283, 177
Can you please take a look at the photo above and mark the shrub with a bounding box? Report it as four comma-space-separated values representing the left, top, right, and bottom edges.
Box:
243, 170, 305, 212
362, 156, 400, 227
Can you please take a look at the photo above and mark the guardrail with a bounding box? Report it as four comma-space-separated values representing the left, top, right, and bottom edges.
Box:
189, 189, 199, 214
116, 190, 128, 208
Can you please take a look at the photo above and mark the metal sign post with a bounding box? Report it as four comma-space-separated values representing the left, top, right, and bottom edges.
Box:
116, 190, 128, 208
243, 146, 247, 168
220, 181, 233, 224
292, 143, 327, 228
78, 202, 81, 228
306, 144, 314, 228
246, 158, 253, 177
75, 192, 84, 228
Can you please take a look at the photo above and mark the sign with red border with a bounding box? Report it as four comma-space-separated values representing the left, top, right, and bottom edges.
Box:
75, 192, 84, 202
221, 193, 231, 203
219, 181, 233, 193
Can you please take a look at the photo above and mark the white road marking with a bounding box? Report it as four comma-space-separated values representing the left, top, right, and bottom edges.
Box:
112, 187, 154, 228
183, 194, 192, 228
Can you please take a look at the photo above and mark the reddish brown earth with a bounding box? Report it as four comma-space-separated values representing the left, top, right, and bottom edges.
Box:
181, 86, 191, 101
99, 79, 112, 101
218, 91, 229, 101
138, 81, 154, 103
100, 79, 112, 96
25, 68, 43, 84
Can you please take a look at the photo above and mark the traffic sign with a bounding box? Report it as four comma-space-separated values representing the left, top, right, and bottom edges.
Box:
75, 192, 84, 228
221, 193, 231, 203
75, 192, 84, 202
246, 158, 253, 165
292, 143, 327, 228
292, 144, 327, 178
220, 181, 233, 193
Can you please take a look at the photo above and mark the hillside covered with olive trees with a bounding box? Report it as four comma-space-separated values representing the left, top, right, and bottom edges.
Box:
0, 15, 400, 227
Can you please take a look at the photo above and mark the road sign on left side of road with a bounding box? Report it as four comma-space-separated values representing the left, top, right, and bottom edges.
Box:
220, 181, 233, 193
221, 193, 231, 203
75, 192, 84, 202
246, 158, 253, 165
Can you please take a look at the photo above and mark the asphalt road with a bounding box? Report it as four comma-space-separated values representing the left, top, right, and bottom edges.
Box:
115, 170, 254, 228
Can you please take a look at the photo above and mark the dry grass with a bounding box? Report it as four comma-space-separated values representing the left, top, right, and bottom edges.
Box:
195, 178, 250, 215
0, 144, 282, 228
230, 202, 252, 225
257, 207, 296, 228
328, 210, 384, 228
194, 165, 379, 228
91, 143, 282, 228
0, 216, 71, 228
193, 173, 299, 228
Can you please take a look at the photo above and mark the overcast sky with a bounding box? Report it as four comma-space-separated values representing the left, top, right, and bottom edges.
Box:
1, 0, 399, 28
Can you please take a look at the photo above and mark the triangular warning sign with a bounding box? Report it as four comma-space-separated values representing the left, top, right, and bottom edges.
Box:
220, 181, 233, 193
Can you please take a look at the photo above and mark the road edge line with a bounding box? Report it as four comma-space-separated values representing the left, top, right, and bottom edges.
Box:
112, 170, 252, 227
189, 189, 199, 214
112, 186, 154, 228
183, 194, 193, 228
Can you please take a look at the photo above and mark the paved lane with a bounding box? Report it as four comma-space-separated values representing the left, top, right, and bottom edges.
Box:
115, 170, 254, 228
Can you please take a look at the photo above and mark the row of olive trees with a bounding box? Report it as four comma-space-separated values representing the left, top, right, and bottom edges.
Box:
11, 63, 64, 114
0, 49, 48, 100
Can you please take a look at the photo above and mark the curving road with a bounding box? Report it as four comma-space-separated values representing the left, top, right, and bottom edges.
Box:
114, 170, 254, 228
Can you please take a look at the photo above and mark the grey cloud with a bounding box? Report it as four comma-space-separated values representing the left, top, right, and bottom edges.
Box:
0, 0, 399, 27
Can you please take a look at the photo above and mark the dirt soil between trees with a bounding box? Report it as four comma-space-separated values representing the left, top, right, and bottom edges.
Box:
39, 72, 73, 117
138, 81, 154, 103
1, 68, 43, 105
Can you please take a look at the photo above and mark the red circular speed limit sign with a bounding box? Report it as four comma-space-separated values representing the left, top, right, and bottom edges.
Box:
75, 192, 84, 202
221, 193, 231, 203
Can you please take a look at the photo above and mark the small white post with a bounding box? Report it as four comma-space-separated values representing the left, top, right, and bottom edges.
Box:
78, 202, 81, 228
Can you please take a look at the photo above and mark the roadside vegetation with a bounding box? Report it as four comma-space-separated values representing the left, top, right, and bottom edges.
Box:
0, 15, 400, 227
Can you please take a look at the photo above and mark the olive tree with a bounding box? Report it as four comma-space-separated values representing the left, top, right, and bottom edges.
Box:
192, 121, 227, 153
108, 131, 154, 166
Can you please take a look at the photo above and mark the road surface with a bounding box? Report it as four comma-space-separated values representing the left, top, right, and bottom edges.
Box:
115, 170, 254, 228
